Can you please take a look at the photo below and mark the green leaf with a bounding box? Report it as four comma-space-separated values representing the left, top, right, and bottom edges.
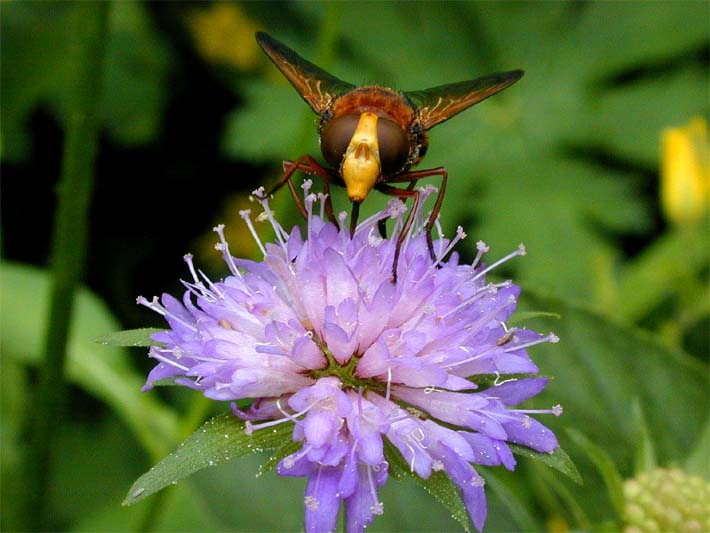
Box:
384, 441, 471, 532
566, 429, 625, 520
519, 289, 707, 525
521, 290, 708, 465
0, 2, 169, 162
630, 399, 657, 475
685, 419, 710, 479
510, 444, 582, 486
96, 328, 164, 347
123, 414, 294, 506
528, 462, 592, 530
478, 467, 539, 532
0, 262, 179, 460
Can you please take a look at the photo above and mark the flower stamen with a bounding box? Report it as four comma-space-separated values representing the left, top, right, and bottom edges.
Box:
471, 243, 526, 282
213, 224, 243, 278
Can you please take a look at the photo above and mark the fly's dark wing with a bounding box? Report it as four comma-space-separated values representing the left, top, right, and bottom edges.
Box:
405, 70, 524, 130
256, 32, 356, 116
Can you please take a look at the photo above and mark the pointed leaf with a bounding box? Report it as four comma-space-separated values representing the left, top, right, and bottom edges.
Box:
510, 444, 582, 485
123, 414, 294, 506
631, 399, 657, 474
96, 328, 164, 347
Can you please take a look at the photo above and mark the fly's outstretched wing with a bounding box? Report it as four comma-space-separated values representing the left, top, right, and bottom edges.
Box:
405, 70, 524, 130
256, 32, 356, 116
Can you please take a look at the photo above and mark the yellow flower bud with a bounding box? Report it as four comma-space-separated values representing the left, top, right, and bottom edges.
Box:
660, 117, 710, 226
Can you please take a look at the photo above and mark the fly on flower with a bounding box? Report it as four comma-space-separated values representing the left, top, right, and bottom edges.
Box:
255, 31, 523, 280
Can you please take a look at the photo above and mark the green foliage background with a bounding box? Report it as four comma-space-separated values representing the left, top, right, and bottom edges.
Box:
1, 1, 708, 532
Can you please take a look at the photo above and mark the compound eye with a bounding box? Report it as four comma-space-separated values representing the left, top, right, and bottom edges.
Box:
377, 118, 409, 177
320, 115, 359, 168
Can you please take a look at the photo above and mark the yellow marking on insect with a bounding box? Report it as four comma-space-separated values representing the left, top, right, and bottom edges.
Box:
341, 112, 381, 202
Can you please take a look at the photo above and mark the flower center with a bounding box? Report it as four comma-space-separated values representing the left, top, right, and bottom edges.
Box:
308, 331, 382, 393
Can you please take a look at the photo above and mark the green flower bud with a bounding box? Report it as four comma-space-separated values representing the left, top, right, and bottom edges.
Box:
623, 467, 709, 533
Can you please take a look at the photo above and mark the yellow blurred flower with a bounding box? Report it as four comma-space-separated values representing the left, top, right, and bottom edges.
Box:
187, 2, 261, 70
660, 117, 710, 226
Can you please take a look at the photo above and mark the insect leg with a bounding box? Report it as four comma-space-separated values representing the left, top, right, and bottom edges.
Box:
385, 167, 448, 261
377, 179, 418, 239
375, 184, 421, 283
281, 156, 341, 227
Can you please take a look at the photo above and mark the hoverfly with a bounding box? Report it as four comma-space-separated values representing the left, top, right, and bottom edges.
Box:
255, 32, 523, 281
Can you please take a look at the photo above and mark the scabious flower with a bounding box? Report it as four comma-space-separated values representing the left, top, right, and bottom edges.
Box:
138, 181, 562, 532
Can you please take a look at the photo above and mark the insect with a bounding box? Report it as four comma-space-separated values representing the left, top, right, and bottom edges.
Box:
255, 31, 523, 280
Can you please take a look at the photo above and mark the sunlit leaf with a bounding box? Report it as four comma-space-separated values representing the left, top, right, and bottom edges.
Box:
0, 262, 179, 460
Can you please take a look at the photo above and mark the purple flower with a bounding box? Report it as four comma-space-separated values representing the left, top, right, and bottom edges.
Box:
138, 181, 561, 532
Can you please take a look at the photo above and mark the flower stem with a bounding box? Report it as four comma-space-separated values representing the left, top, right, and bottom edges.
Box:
24, 3, 110, 530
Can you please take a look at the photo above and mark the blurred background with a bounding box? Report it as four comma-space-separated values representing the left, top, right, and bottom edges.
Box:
1, 2, 708, 531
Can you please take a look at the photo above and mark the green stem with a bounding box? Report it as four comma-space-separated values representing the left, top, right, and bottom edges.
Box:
25, 3, 110, 530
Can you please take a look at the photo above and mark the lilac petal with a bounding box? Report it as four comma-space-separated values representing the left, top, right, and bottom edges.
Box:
304, 411, 339, 448
458, 431, 504, 466
443, 374, 478, 391
494, 440, 517, 471
344, 463, 387, 533
356, 338, 390, 378
304, 466, 341, 533
292, 336, 327, 369
463, 478, 487, 533
355, 280, 396, 349
143, 361, 182, 390
277, 451, 314, 477
323, 248, 359, 309
286, 225, 303, 260
338, 448, 359, 498
437, 444, 487, 532
503, 415, 559, 453
488, 377, 548, 405
323, 322, 355, 365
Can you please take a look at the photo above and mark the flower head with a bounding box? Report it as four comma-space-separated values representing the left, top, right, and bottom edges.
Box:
139, 181, 561, 532
623, 467, 709, 533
